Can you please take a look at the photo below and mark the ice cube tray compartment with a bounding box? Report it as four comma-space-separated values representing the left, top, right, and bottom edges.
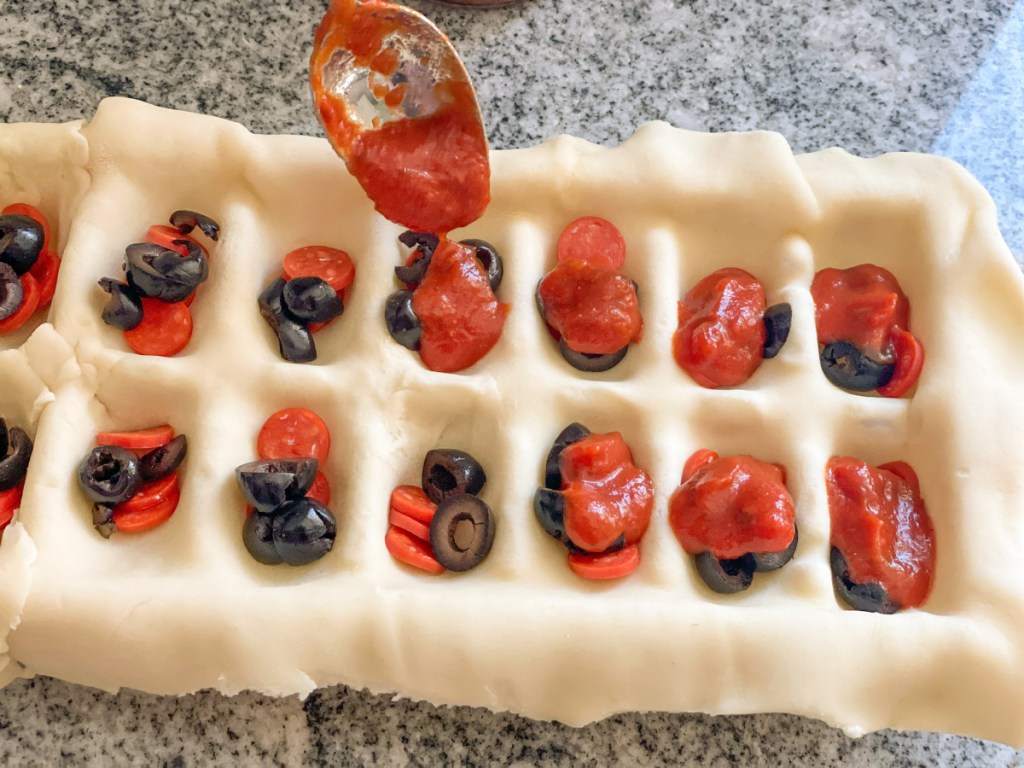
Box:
2, 98, 1024, 745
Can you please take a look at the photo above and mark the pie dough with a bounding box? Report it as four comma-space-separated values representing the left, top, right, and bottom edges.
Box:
2, 97, 1024, 746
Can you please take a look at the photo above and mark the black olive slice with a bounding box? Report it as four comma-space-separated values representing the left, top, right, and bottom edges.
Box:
258, 278, 317, 363
820, 341, 895, 392
533, 487, 570, 545
139, 434, 188, 482
762, 302, 792, 359
0, 263, 24, 321
830, 546, 900, 614
243, 511, 283, 565
460, 238, 502, 292
394, 252, 431, 287
421, 449, 486, 504
271, 498, 336, 566
751, 525, 798, 572
77, 445, 141, 504
695, 551, 755, 594
0, 418, 8, 460
0, 214, 43, 275
535, 280, 546, 319
429, 494, 495, 572
398, 230, 439, 259
98, 278, 144, 331
92, 503, 117, 539
235, 458, 319, 514
0, 427, 31, 491
558, 338, 629, 373
384, 290, 421, 351
282, 276, 344, 324
125, 241, 208, 302
169, 210, 220, 241
544, 422, 590, 490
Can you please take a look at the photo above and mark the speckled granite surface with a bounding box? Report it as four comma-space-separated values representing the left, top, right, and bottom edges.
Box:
1, 0, 1023, 765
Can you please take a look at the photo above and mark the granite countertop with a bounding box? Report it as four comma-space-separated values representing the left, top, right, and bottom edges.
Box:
1, 0, 1023, 764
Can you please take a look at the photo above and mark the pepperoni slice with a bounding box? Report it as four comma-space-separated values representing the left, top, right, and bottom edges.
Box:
28, 250, 59, 308
283, 246, 355, 295
0, 272, 41, 334
388, 507, 431, 542
389, 484, 436, 524
113, 471, 180, 516
307, 471, 331, 507
876, 328, 924, 398
96, 425, 174, 452
112, 481, 181, 534
257, 408, 331, 463
146, 225, 206, 257
0, 482, 24, 531
123, 299, 193, 356
556, 216, 626, 271
567, 543, 640, 580
3, 203, 51, 251
385, 525, 445, 574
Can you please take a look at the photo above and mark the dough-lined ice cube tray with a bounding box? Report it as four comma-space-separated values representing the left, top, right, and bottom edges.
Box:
3, 97, 1024, 746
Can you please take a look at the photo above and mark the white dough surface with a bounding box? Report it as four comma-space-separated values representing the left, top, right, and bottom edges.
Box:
1, 98, 1023, 746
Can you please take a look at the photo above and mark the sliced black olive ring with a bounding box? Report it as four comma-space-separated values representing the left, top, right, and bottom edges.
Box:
169, 210, 220, 241
77, 445, 142, 505
820, 340, 895, 392
762, 302, 792, 359
235, 458, 319, 514
0, 424, 32, 491
830, 546, 900, 614
429, 494, 495, 572
421, 448, 486, 504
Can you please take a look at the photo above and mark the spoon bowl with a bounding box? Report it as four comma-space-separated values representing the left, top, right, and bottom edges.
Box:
311, 0, 491, 232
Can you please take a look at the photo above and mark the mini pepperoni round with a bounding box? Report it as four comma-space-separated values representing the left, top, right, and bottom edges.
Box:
113, 471, 180, 516
0, 482, 24, 531
876, 328, 925, 398
3, 203, 51, 251
567, 543, 640, 580
557, 217, 626, 271
123, 299, 193, 356
283, 246, 355, 295
307, 471, 331, 507
113, 482, 180, 533
257, 408, 330, 464
146, 225, 206, 257
0, 272, 40, 334
28, 250, 59, 307
385, 525, 445, 575
388, 507, 431, 542
389, 484, 437, 524
96, 425, 174, 452
674, 268, 767, 389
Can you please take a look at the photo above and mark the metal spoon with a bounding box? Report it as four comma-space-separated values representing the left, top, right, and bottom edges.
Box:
310, 0, 490, 232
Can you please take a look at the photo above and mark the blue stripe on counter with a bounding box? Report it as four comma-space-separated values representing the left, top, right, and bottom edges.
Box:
932, 0, 1024, 262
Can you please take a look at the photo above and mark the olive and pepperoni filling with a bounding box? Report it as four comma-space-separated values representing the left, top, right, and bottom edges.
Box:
811, 264, 924, 397
826, 457, 934, 612
669, 451, 797, 594
98, 210, 220, 357
259, 245, 355, 363
534, 423, 654, 580
386, 448, 496, 574
77, 425, 186, 538
385, 231, 508, 373
239, 408, 336, 566
673, 268, 791, 388
0, 204, 61, 334
535, 217, 643, 373
0, 417, 33, 537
